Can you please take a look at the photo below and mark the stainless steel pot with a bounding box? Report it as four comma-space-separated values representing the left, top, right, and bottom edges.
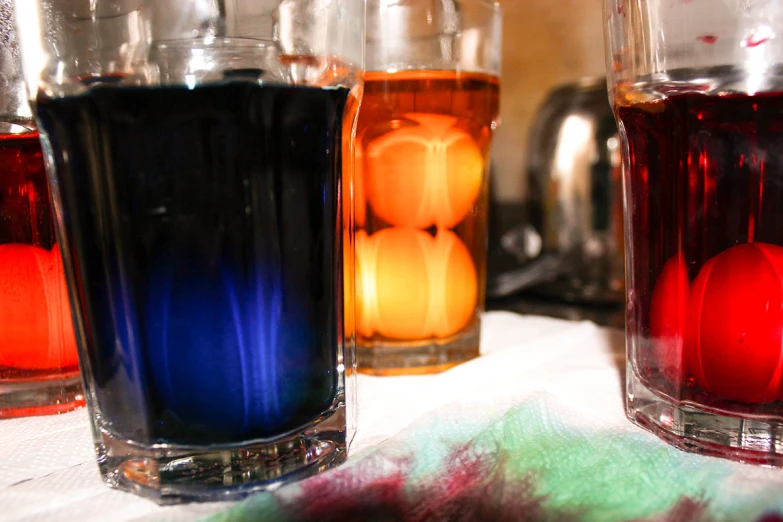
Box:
491, 77, 624, 304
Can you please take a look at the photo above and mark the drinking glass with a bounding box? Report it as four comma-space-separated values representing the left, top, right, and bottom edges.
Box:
606, 0, 783, 464
15, 0, 363, 502
0, 0, 83, 418
357, 0, 501, 375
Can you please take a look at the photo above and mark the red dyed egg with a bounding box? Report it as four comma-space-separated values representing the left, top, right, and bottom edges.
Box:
0, 244, 78, 370
687, 243, 783, 404
38, 245, 79, 369
649, 254, 689, 387
0, 244, 50, 368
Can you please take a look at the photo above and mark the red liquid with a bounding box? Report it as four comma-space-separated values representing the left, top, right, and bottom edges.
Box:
0, 131, 79, 378
620, 90, 783, 414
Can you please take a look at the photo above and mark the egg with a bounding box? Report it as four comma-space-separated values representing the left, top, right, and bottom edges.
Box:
0, 243, 78, 370
686, 243, 783, 404
343, 231, 357, 342
38, 245, 79, 369
364, 113, 484, 229
356, 228, 478, 340
649, 254, 689, 388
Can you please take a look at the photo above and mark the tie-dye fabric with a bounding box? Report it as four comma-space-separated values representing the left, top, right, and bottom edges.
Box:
209, 313, 783, 522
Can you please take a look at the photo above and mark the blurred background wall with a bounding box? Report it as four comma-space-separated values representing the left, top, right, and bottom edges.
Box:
491, 0, 607, 202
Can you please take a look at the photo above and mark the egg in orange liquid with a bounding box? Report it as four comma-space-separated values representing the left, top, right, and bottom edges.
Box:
356, 228, 478, 340
363, 113, 484, 229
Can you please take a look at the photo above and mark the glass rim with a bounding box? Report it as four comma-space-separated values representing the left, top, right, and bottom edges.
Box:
462, 0, 503, 14
365, 65, 500, 77
368, 0, 502, 15
152, 38, 274, 50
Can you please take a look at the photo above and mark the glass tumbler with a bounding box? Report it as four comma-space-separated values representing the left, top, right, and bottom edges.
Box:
0, 0, 83, 418
356, 0, 501, 375
15, 0, 363, 502
606, 0, 783, 464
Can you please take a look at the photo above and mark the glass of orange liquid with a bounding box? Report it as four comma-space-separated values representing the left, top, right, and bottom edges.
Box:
356, 0, 502, 375
0, 0, 82, 417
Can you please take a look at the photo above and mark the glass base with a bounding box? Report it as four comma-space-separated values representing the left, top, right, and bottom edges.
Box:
0, 374, 84, 418
95, 405, 348, 504
357, 324, 480, 376
627, 370, 783, 466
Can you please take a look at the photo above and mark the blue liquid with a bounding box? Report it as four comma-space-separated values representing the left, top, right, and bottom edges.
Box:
36, 81, 349, 444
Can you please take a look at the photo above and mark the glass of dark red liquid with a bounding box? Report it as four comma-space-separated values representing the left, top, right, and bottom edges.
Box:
15, 0, 362, 502
606, 0, 783, 464
0, 0, 83, 418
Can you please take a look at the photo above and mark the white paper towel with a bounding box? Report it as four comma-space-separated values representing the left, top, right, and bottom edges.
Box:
0, 312, 637, 521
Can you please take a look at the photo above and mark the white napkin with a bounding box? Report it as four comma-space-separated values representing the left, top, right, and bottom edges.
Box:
0, 312, 663, 521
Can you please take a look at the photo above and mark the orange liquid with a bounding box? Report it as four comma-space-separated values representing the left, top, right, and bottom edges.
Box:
355, 70, 500, 345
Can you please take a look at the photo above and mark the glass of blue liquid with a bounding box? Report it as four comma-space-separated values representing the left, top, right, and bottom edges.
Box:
14, 0, 362, 503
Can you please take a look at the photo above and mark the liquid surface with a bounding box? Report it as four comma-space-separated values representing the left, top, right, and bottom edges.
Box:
0, 132, 78, 376
619, 89, 783, 413
36, 81, 349, 444
355, 70, 499, 343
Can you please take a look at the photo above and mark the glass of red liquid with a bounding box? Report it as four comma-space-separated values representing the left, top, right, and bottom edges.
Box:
0, 0, 82, 417
606, 0, 783, 464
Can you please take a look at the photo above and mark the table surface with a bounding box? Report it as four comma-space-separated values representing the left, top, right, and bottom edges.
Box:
4, 311, 783, 522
